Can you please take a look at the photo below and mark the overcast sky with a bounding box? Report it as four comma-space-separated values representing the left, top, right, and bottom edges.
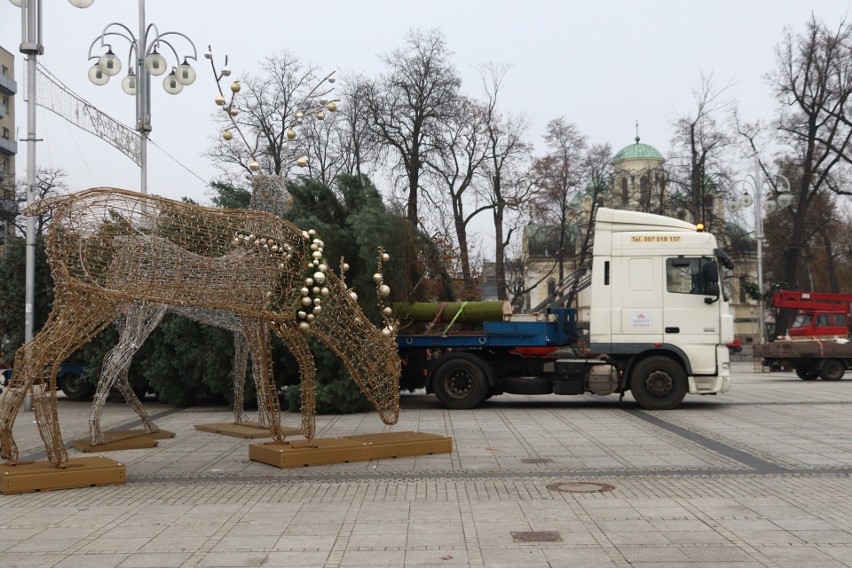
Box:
3, 0, 851, 211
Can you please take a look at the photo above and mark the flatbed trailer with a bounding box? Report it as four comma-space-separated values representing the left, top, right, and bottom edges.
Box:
753, 340, 852, 380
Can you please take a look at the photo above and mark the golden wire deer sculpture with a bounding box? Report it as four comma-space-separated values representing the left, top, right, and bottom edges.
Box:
0, 188, 400, 468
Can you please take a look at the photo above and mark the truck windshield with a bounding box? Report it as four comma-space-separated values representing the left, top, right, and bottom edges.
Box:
791, 314, 812, 329
666, 257, 717, 295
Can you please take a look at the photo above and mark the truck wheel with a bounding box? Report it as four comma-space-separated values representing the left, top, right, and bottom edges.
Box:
820, 359, 845, 381
432, 353, 489, 410
629, 356, 687, 410
60, 374, 95, 401
795, 368, 819, 381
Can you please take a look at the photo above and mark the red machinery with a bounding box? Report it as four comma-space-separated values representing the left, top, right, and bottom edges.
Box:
770, 291, 852, 338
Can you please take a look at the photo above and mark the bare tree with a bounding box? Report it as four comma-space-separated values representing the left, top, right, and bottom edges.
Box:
299, 107, 346, 189
758, 15, 852, 332
531, 118, 587, 282
669, 72, 737, 231
363, 29, 462, 226
478, 62, 534, 301
13, 168, 69, 236
336, 75, 381, 180
577, 144, 614, 264
422, 97, 490, 296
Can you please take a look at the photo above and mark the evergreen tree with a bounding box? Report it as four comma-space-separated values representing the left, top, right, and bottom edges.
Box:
0, 237, 54, 364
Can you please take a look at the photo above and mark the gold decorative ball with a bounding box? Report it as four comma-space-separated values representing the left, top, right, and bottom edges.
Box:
229, 107, 240, 117
287, 129, 297, 140
316, 111, 325, 121
230, 81, 241, 93
380, 284, 391, 298
296, 157, 307, 168
249, 160, 260, 171
383, 307, 393, 316
326, 101, 337, 112
223, 130, 233, 141
215, 95, 226, 106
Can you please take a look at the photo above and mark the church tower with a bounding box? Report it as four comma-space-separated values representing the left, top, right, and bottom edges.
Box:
611, 136, 667, 213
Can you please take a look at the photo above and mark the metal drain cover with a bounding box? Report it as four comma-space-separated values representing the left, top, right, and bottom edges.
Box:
546, 481, 615, 493
521, 458, 554, 464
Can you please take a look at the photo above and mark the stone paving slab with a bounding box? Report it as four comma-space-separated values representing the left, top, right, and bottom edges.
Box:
0, 362, 849, 567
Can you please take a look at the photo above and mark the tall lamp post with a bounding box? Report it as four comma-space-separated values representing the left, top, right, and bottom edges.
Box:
9, 0, 93, 413
86, 0, 197, 194
729, 155, 793, 344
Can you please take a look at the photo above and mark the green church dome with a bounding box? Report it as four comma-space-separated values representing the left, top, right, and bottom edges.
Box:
613, 137, 664, 163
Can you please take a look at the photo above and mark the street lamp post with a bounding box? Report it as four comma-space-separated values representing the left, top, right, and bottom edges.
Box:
729, 155, 793, 344
86, 0, 197, 194
9, 0, 93, 411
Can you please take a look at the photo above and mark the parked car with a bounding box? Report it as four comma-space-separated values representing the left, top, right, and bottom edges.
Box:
0, 363, 94, 400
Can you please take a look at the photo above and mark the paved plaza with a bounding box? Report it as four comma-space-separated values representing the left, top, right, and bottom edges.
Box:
1, 361, 850, 567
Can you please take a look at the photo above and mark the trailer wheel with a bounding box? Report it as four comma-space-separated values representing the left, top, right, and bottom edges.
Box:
60, 374, 95, 401
795, 368, 819, 381
629, 356, 687, 410
820, 359, 845, 381
432, 353, 489, 410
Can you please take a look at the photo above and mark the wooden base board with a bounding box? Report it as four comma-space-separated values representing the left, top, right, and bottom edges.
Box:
249, 431, 453, 468
195, 422, 301, 439
0, 456, 126, 494
69, 429, 174, 452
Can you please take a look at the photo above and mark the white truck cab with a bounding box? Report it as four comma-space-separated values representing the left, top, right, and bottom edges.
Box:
583, 208, 733, 407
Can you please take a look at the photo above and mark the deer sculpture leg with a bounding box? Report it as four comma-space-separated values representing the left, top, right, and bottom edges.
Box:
232, 331, 249, 425
271, 323, 316, 440
240, 317, 285, 441
89, 301, 168, 445
0, 291, 120, 467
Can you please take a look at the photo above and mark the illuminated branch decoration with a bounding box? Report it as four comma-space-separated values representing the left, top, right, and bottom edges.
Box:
205, 46, 339, 215
0, 188, 400, 467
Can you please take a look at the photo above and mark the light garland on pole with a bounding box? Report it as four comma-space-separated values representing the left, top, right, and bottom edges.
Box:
85, 0, 197, 194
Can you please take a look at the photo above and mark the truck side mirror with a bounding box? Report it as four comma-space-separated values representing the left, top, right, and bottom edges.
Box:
704, 282, 720, 304
703, 262, 719, 283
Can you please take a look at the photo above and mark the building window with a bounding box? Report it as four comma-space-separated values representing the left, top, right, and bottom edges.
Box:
1, 65, 8, 77
640, 176, 650, 211
620, 178, 628, 205
2, 127, 9, 140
